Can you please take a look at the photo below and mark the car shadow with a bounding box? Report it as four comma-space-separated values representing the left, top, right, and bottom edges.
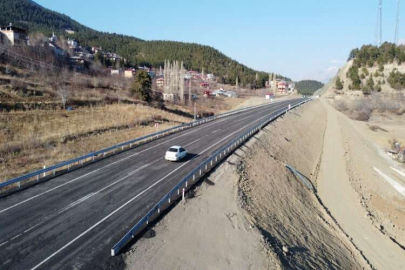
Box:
181, 153, 199, 162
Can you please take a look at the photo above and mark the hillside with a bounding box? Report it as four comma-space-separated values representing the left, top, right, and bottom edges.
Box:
0, 0, 289, 87
295, 80, 324, 95
317, 43, 405, 97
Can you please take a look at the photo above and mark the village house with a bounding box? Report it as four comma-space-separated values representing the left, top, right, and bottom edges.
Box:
67, 38, 78, 49
124, 69, 135, 78
156, 77, 164, 87
48, 42, 65, 56
0, 24, 28, 46
163, 93, 177, 101
111, 69, 122, 76
65, 29, 75, 35
277, 81, 288, 93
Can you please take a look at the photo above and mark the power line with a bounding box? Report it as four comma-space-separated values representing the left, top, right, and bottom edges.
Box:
375, 0, 383, 46
395, 0, 401, 44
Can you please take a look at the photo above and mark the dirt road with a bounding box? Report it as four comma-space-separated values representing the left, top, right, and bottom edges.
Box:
318, 99, 405, 269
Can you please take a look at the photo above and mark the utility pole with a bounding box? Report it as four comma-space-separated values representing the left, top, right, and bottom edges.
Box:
188, 78, 192, 104
376, 0, 383, 46
395, 0, 401, 45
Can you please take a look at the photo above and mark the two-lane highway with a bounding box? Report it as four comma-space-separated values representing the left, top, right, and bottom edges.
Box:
0, 98, 306, 270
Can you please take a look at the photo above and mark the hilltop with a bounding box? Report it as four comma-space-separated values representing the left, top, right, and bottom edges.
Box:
319, 42, 405, 97
295, 80, 324, 96
0, 0, 289, 87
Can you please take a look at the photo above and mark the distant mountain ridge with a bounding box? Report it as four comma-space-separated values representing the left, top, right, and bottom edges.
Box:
0, 0, 290, 87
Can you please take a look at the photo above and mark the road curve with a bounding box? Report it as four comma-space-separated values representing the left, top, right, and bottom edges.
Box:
0, 98, 306, 270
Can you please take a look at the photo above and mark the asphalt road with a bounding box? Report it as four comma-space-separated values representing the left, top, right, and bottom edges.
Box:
0, 98, 306, 270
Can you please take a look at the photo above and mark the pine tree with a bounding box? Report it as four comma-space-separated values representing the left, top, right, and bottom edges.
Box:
130, 70, 152, 102
335, 76, 344, 90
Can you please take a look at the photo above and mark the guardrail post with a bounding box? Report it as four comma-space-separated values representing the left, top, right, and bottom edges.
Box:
37, 174, 39, 181
43, 165, 46, 177
17, 181, 20, 188
182, 188, 185, 201
186, 181, 188, 188
178, 189, 180, 195
199, 169, 202, 176
193, 174, 195, 181
53, 169, 56, 175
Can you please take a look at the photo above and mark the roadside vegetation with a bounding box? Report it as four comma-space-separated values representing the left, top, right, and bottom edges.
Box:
334, 93, 405, 121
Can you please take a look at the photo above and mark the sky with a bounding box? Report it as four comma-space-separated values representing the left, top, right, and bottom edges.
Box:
36, 0, 405, 82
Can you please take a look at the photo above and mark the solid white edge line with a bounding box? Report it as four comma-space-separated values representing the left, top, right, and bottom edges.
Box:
374, 167, 405, 197
2, 100, 281, 213
391, 166, 405, 178
3, 164, 152, 245
31, 102, 289, 269
0, 116, 227, 214
30, 159, 193, 270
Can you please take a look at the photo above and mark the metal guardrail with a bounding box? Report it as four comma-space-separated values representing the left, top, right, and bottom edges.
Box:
0, 99, 289, 194
110, 98, 310, 256
285, 164, 314, 191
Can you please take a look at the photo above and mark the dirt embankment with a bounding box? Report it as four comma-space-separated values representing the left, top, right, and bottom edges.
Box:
237, 100, 365, 269
318, 99, 405, 269
124, 100, 366, 270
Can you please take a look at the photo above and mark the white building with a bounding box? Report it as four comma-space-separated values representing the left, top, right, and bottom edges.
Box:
0, 24, 28, 46
67, 38, 78, 49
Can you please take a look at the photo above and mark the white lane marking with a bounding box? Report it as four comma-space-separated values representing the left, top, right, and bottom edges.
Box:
30, 103, 296, 269
391, 166, 405, 178
30, 157, 194, 270
2, 103, 273, 214
2, 163, 152, 244
184, 138, 203, 147
10, 234, 22, 241
0, 240, 9, 248
374, 167, 405, 197
235, 114, 255, 123
212, 129, 221, 134
0, 119, 222, 214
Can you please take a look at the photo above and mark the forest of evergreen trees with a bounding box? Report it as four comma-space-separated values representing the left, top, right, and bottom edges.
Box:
348, 42, 405, 67
346, 42, 405, 91
295, 80, 324, 95
0, 0, 290, 88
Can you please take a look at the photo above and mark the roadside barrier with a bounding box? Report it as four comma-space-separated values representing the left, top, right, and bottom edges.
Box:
110, 98, 310, 256
0, 99, 290, 194
285, 164, 314, 191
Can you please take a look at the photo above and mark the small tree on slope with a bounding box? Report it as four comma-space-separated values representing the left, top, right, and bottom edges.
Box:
131, 70, 152, 102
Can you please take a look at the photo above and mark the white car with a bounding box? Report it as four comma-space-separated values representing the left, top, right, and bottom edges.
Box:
165, 146, 187, 161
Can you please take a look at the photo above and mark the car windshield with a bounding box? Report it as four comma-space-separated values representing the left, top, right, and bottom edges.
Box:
168, 148, 178, 152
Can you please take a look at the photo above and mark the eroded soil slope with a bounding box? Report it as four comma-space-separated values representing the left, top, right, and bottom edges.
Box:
238, 100, 366, 269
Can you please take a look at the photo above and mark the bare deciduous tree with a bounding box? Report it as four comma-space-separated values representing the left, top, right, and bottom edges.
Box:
57, 86, 71, 110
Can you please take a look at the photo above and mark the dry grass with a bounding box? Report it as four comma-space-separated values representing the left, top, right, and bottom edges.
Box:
333, 93, 405, 121
0, 104, 191, 182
